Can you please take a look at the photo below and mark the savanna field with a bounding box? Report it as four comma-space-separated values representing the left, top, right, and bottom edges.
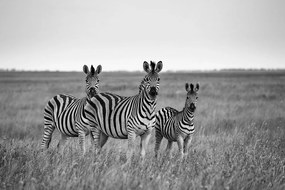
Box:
1, 70, 285, 190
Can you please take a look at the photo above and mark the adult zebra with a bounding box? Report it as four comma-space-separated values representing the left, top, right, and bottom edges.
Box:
84, 61, 163, 159
41, 65, 102, 155
154, 83, 199, 159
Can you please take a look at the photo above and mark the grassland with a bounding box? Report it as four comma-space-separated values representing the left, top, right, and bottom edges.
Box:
0, 70, 285, 189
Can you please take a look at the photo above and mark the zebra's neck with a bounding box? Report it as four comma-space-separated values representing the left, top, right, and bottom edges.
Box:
139, 90, 157, 118
82, 96, 91, 105
182, 107, 194, 125
176, 107, 195, 135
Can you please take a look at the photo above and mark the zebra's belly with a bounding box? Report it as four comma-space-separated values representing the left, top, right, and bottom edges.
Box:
161, 133, 190, 142
162, 132, 178, 141
111, 135, 128, 139
101, 125, 147, 139
57, 125, 79, 137
103, 130, 128, 139
55, 119, 79, 137
101, 124, 128, 139
106, 131, 147, 139
99, 117, 154, 139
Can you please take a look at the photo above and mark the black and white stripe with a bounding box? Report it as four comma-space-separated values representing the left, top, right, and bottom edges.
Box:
41, 65, 102, 155
154, 83, 199, 158
84, 61, 163, 159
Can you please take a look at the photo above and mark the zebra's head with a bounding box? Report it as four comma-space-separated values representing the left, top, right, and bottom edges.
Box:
83, 65, 102, 99
141, 61, 163, 100
185, 83, 199, 112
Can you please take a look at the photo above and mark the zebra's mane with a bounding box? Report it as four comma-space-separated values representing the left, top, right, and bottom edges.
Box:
138, 79, 145, 93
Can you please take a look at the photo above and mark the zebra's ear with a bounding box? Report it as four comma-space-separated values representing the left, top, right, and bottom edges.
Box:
185, 83, 190, 91
90, 65, 95, 76
155, 61, 163, 73
195, 83, 200, 92
83, 65, 89, 74
143, 61, 150, 73
96, 65, 102, 74
190, 83, 194, 91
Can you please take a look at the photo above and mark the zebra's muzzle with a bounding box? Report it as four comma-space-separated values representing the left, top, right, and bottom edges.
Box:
89, 87, 97, 97
190, 103, 196, 111
149, 87, 158, 98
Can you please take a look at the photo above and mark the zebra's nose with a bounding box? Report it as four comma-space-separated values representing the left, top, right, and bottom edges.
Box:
190, 103, 196, 110
89, 87, 96, 97
149, 87, 157, 97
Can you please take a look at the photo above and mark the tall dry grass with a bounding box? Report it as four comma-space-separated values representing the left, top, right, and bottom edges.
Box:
0, 70, 285, 189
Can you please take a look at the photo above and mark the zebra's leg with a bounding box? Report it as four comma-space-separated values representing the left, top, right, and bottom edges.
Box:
78, 129, 87, 156
90, 127, 101, 154
165, 140, 173, 157
139, 129, 152, 159
177, 135, 184, 159
154, 128, 163, 158
183, 135, 192, 155
41, 124, 55, 149
57, 133, 68, 150
100, 132, 109, 148
126, 130, 136, 161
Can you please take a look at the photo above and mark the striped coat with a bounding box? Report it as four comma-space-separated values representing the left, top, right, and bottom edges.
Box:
41, 65, 102, 155
84, 61, 163, 159
154, 83, 199, 158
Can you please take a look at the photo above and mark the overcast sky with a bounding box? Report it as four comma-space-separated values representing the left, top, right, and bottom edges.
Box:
0, 0, 284, 71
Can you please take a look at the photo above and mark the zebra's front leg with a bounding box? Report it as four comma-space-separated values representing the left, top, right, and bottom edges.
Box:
165, 140, 173, 157
177, 135, 184, 159
126, 130, 136, 161
154, 128, 163, 158
57, 134, 68, 151
78, 129, 87, 156
90, 127, 101, 154
140, 129, 152, 159
183, 135, 192, 156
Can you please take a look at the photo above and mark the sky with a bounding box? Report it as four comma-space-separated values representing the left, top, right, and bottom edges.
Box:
0, 0, 285, 71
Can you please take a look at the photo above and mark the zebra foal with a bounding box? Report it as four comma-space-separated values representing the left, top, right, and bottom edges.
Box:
154, 83, 199, 159
84, 61, 163, 160
41, 64, 102, 155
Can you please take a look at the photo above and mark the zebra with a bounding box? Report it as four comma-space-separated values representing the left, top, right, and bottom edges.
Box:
84, 61, 163, 159
154, 83, 199, 159
41, 64, 102, 155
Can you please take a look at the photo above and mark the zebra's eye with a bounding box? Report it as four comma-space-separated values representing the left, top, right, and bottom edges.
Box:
196, 97, 199, 100
97, 79, 100, 82
157, 78, 160, 81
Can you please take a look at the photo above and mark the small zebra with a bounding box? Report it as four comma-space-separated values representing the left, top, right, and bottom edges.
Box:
154, 83, 199, 159
84, 61, 163, 159
41, 65, 102, 155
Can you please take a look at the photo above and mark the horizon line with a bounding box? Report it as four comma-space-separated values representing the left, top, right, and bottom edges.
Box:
1, 68, 285, 73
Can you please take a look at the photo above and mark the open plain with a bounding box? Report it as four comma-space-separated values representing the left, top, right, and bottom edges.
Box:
0, 70, 285, 189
